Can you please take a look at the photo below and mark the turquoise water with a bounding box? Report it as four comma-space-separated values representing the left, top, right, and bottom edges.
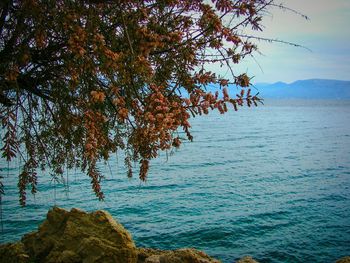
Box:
1, 99, 350, 263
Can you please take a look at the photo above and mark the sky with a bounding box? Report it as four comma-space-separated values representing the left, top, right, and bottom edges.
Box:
224, 0, 350, 83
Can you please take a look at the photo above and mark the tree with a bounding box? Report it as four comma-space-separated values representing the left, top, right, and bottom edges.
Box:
1, 0, 283, 205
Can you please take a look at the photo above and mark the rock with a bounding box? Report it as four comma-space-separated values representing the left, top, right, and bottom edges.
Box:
46, 250, 81, 263
2, 206, 137, 263
336, 256, 350, 263
236, 256, 260, 263
138, 248, 162, 263
0, 207, 221, 263
144, 254, 161, 263
137, 247, 221, 263
0, 242, 29, 263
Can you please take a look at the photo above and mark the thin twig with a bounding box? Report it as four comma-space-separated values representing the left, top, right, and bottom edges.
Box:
121, 14, 134, 56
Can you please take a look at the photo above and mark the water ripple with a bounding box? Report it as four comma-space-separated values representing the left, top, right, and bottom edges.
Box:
1, 100, 350, 263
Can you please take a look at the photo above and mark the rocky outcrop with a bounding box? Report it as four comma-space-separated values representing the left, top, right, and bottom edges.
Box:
137, 247, 220, 263
336, 257, 350, 263
21, 207, 137, 263
0, 242, 29, 263
0, 207, 220, 263
1, 207, 347, 263
236, 256, 259, 263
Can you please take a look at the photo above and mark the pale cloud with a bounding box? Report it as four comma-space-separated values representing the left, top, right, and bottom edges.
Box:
258, 0, 350, 38
219, 0, 350, 83
210, 0, 350, 82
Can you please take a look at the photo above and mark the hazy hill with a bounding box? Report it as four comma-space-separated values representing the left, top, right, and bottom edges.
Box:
253, 79, 350, 99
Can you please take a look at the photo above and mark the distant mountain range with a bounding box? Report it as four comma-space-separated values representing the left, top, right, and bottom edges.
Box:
253, 79, 350, 99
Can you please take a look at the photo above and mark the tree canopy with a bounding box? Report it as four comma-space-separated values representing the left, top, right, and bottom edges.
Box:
1, 0, 281, 205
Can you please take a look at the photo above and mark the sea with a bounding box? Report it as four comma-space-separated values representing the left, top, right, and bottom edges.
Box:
1, 99, 350, 263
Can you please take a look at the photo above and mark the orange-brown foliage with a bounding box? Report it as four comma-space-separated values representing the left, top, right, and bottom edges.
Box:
1, 0, 273, 205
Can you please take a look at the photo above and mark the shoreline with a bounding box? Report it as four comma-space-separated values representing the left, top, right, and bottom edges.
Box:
0, 207, 349, 263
